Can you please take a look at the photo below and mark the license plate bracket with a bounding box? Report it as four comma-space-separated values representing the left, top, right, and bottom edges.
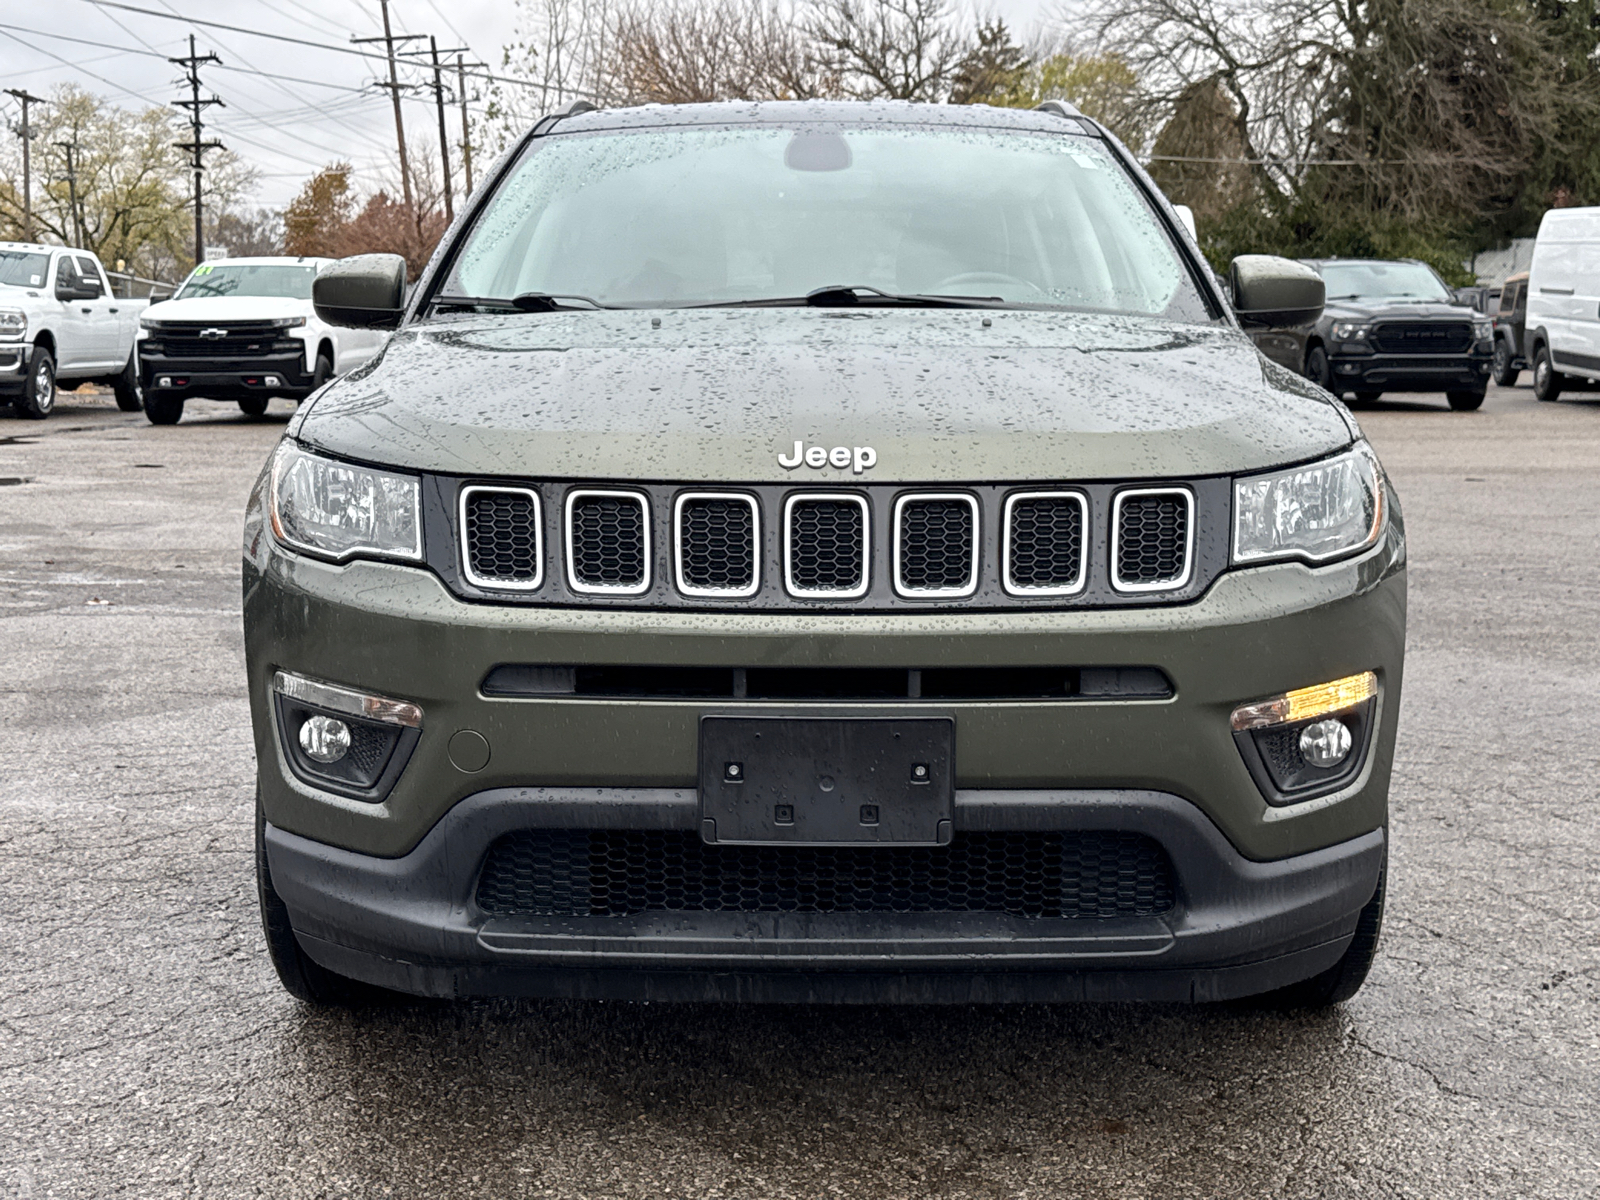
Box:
699, 716, 954, 845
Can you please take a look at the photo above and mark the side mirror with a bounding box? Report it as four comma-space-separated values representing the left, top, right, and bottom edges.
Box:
312, 254, 408, 329
1229, 255, 1324, 329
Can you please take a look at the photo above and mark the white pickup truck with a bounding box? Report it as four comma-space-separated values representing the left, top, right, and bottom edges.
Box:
136, 256, 388, 424
0, 242, 145, 419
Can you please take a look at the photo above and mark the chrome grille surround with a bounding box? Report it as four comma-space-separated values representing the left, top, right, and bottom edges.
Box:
893, 493, 979, 598
1001, 490, 1088, 596
460, 485, 544, 591
565, 489, 651, 595
784, 493, 870, 599
1111, 487, 1194, 593
673, 492, 761, 598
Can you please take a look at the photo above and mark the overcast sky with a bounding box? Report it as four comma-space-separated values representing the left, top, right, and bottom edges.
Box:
1, 0, 1056, 210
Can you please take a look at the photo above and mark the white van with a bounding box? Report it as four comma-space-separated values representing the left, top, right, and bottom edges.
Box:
1527, 206, 1600, 401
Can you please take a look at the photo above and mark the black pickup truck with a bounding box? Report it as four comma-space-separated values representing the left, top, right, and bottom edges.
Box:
1297, 258, 1495, 411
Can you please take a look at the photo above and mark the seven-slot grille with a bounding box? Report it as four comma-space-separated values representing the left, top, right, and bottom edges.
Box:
1004, 492, 1086, 595
675, 494, 759, 596
461, 486, 543, 589
895, 495, 978, 596
476, 829, 1177, 919
1371, 321, 1473, 354
566, 490, 650, 593
1113, 489, 1192, 591
785, 495, 869, 598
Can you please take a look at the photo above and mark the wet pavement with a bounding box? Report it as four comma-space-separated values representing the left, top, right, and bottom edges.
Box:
1, 384, 1596, 1198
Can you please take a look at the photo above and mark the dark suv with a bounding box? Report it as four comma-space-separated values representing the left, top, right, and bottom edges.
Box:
1300, 258, 1494, 410
1492, 272, 1530, 386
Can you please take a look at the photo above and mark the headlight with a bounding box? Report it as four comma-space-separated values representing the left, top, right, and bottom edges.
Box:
270, 317, 307, 329
1473, 318, 1493, 342
139, 315, 164, 330
1233, 443, 1385, 564
0, 309, 26, 340
268, 442, 422, 563
1330, 321, 1371, 341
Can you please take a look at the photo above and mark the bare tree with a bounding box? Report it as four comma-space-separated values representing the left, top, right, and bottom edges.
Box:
614, 0, 837, 103
805, 0, 964, 100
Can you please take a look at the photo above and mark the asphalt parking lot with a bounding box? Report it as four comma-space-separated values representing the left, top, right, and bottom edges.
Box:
1, 382, 1597, 1199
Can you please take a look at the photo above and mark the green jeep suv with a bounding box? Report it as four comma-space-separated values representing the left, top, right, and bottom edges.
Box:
245, 100, 1403, 1006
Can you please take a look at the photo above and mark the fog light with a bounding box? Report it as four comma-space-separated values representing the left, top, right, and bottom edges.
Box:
1298, 718, 1352, 768
264, 375, 281, 387
158, 376, 172, 388
299, 714, 351, 763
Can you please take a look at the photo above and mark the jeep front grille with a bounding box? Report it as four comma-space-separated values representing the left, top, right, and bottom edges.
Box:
675, 493, 758, 597
461, 486, 543, 589
476, 829, 1177, 919
1004, 492, 1086, 595
785, 495, 868, 597
895, 494, 977, 596
1113, 489, 1192, 592
566, 490, 649, 594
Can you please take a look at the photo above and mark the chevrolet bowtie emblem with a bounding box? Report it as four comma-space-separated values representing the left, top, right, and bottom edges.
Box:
199, 327, 228, 339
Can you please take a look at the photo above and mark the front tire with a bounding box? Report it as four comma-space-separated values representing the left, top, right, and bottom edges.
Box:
1447, 389, 1486, 412
1304, 344, 1334, 394
143, 390, 185, 425
16, 346, 56, 419
1532, 344, 1564, 402
1267, 867, 1385, 1008
112, 352, 144, 412
1491, 339, 1519, 387
238, 395, 270, 418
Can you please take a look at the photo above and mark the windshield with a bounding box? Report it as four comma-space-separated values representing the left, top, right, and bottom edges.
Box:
445, 124, 1211, 319
176, 263, 317, 300
0, 251, 50, 289
1317, 261, 1453, 304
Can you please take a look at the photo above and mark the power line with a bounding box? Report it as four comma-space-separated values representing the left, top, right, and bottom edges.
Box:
170, 33, 224, 263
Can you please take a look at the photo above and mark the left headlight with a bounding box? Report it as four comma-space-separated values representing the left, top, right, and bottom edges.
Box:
1233, 442, 1385, 565
0, 308, 26, 340
268, 441, 422, 563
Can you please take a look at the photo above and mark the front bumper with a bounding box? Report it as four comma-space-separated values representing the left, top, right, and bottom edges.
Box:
1328, 350, 1493, 393
267, 787, 1386, 1002
0, 343, 29, 394
139, 347, 316, 399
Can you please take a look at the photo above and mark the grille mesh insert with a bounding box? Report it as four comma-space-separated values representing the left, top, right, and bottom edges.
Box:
898, 499, 975, 592
1371, 321, 1473, 354
1116, 494, 1188, 587
679, 497, 756, 592
788, 499, 865, 593
464, 490, 540, 585
476, 830, 1176, 919
1007, 496, 1084, 590
570, 494, 646, 588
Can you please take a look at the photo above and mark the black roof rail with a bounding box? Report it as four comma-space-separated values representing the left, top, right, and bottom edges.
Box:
1035, 100, 1084, 119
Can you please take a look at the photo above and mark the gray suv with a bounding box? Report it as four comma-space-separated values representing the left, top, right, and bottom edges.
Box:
246, 101, 1402, 1007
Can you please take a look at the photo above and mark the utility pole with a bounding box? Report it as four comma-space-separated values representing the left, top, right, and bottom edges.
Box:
53, 141, 81, 247
457, 55, 476, 196
402, 38, 468, 224
353, 1, 423, 224
4, 89, 46, 242
170, 35, 224, 265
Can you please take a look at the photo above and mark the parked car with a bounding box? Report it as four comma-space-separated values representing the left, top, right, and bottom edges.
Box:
136, 256, 388, 425
249, 100, 1402, 1010
1452, 285, 1500, 314
1492, 271, 1529, 386
1526, 206, 1600, 402
1296, 258, 1494, 411
0, 242, 146, 419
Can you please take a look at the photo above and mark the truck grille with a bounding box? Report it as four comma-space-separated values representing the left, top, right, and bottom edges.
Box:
476, 829, 1177, 919
462, 487, 542, 588
895, 495, 977, 596
676, 494, 758, 596
1004, 492, 1085, 594
566, 490, 649, 593
1371, 321, 1472, 354
144, 322, 299, 358
1113, 489, 1192, 591
785, 496, 868, 597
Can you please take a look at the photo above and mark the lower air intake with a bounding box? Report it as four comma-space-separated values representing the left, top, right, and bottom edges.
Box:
476, 830, 1176, 919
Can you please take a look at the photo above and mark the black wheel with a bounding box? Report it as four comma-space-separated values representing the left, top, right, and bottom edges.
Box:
1352, 391, 1382, 404
16, 346, 55, 419
313, 353, 333, 390
112, 351, 144, 412
1447, 389, 1486, 412
143, 389, 185, 425
256, 789, 380, 1006
238, 394, 270, 418
1532, 344, 1564, 402
1304, 344, 1333, 392
1267, 868, 1385, 1008
1491, 338, 1519, 387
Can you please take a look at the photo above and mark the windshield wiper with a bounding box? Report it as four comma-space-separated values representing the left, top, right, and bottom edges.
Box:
695, 284, 1007, 310
433, 292, 611, 313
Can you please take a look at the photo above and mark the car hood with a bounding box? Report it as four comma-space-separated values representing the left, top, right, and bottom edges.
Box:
292, 309, 1355, 483
1322, 299, 1477, 323
144, 295, 312, 322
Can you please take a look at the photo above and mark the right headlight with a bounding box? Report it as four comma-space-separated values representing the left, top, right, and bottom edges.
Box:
268, 441, 422, 563
1233, 442, 1385, 564
0, 308, 26, 341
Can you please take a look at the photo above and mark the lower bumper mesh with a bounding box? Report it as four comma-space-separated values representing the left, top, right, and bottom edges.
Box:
476, 829, 1176, 919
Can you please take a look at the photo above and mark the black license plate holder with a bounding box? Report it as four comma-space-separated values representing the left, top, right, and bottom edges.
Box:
699, 716, 954, 845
